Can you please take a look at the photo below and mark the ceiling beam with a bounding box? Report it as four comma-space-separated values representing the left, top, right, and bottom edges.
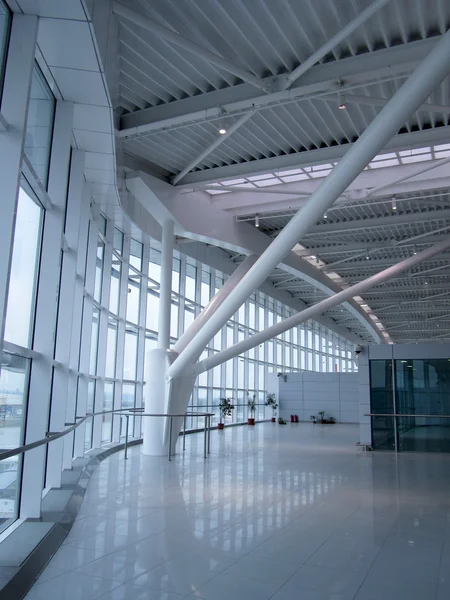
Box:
332, 93, 450, 117
112, 2, 267, 91
364, 283, 450, 293
291, 235, 450, 257
366, 156, 450, 197
323, 253, 450, 271
173, 126, 450, 186
303, 207, 450, 236
119, 36, 439, 137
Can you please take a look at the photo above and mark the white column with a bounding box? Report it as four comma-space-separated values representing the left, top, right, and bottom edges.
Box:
158, 220, 174, 350
143, 220, 174, 455
168, 29, 450, 381
0, 15, 37, 356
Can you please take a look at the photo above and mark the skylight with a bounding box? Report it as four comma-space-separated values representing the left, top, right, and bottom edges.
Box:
203, 144, 444, 196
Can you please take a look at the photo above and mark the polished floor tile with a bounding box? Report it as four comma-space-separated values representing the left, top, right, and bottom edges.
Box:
24, 423, 450, 600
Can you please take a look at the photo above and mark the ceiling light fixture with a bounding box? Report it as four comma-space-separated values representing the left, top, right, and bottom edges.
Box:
392, 196, 397, 211
255, 215, 260, 227
366, 251, 370, 260
337, 90, 347, 110
219, 126, 227, 135
324, 213, 328, 219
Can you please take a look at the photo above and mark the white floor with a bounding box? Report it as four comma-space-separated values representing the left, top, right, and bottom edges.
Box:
25, 423, 450, 600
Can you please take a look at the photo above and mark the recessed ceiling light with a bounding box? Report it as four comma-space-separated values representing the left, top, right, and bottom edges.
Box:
219, 127, 227, 135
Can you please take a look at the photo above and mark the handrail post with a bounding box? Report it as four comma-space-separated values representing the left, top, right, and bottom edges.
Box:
183, 415, 186, 451
203, 416, 207, 459
124, 415, 130, 460
168, 416, 173, 461
208, 415, 211, 455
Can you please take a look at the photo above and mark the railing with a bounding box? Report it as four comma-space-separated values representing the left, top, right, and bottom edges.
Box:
0, 408, 215, 463
365, 413, 450, 418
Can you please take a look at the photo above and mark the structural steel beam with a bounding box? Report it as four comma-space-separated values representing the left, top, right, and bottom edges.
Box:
120, 36, 438, 137
172, 112, 253, 184
302, 208, 450, 236
284, 0, 392, 88
323, 253, 450, 271
113, 2, 267, 91
366, 156, 450, 197
194, 237, 450, 374
331, 93, 450, 117
175, 127, 450, 186
168, 30, 450, 380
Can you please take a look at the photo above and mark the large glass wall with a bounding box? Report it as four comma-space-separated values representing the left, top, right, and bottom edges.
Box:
0, 12, 357, 533
146, 246, 356, 429
370, 358, 450, 453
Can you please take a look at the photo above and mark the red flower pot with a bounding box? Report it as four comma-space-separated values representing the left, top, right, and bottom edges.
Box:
290, 415, 294, 422
271, 417, 276, 422
218, 422, 224, 430
248, 418, 255, 426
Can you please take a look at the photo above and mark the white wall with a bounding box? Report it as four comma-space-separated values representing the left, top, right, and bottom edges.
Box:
278, 371, 359, 423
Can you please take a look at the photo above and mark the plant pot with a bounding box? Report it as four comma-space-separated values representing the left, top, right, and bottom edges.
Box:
218, 422, 224, 430
248, 418, 255, 426
271, 417, 276, 422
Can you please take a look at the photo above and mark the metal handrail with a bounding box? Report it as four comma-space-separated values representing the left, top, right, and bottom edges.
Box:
365, 413, 450, 418
0, 408, 215, 463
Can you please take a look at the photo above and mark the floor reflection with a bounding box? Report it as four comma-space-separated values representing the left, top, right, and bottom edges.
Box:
24, 423, 450, 600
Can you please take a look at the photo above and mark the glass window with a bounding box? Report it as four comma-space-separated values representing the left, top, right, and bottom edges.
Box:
94, 239, 104, 303
113, 228, 123, 255
24, 64, 55, 188
4, 186, 43, 347
102, 382, 114, 443
170, 302, 178, 338
126, 268, 140, 324
109, 258, 121, 314
0, 353, 28, 530
172, 258, 180, 293
146, 292, 159, 332
84, 379, 95, 451
105, 318, 118, 378
129, 238, 142, 271
90, 307, 100, 375
185, 264, 196, 301
121, 383, 136, 437
0, 2, 10, 100
124, 326, 138, 380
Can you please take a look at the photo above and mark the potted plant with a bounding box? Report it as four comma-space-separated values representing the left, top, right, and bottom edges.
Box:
278, 417, 287, 425
218, 397, 234, 430
265, 393, 278, 422
318, 411, 326, 424
310, 415, 317, 424
248, 393, 256, 425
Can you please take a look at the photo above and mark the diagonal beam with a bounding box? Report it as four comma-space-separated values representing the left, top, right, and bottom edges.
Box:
194, 237, 450, 374
112, 2, 267, 91
172, 112, 253, 185
168, 30, 450, 380
284, 0, 392, 88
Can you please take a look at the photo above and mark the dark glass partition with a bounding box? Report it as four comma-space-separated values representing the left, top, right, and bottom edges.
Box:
370, 360, 396, 451
370, 358, 450, 453
395, 359, 450, 453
